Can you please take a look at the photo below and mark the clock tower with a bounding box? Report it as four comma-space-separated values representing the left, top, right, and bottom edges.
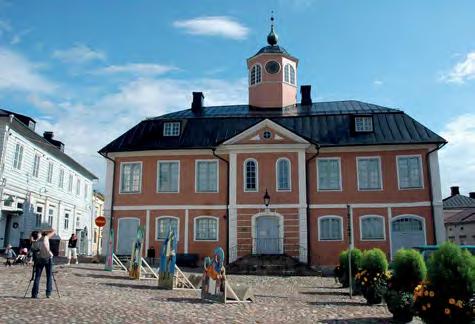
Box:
247, 16, 299, 109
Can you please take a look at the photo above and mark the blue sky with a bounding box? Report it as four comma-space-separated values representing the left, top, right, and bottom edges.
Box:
0, 0, 474, 196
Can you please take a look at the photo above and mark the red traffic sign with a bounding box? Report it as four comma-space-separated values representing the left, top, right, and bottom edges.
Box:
95, 216, 106, 227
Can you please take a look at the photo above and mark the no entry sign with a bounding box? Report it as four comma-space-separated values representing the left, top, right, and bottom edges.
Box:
95, 216, 106, 227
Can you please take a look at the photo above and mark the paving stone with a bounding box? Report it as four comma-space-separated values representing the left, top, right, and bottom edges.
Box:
0, 262, 422, 323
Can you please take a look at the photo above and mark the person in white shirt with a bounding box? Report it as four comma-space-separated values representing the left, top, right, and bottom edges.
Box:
31, 228, 55, 299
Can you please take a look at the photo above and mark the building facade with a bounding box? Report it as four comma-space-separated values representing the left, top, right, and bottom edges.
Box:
0, 110, 97, 255
92, 191, 105, 255
99, 24, 446, 267
443, 186, 475, 245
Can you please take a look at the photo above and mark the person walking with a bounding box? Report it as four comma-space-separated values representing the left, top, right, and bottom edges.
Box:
31, 228, 55, 299
67, 233, 79, 265
4, 244, 16, 266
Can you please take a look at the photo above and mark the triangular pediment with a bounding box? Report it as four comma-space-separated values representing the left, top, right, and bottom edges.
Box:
222, 119, 309, 145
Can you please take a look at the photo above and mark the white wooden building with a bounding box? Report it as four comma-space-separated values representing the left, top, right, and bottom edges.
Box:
0, 109, 97, 255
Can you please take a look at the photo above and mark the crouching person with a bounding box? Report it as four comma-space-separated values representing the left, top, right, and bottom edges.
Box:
31, 228, 55, 299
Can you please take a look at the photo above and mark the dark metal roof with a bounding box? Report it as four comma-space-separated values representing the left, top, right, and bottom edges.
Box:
99, 100, 446, 154
445, 208, 475, 224
0, 115, 97, 180
254, 45, 291, 57
443, 194, 475, 209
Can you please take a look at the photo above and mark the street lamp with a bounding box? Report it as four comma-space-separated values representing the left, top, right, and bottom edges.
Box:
263, 189, 270, 208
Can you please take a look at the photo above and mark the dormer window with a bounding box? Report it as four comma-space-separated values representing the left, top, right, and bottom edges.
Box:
354, 116, 373, 132
250, 64, 262, 85
163, 122, 181, 137
284, 64, 295, 85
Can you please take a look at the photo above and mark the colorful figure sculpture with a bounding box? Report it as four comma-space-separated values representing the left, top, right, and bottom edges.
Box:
129, 226, 144, 279
158, 227, 177, 289
201, 247, 226, 302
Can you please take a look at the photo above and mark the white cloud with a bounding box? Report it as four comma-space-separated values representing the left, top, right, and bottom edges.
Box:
31, 77, 247, 191
440, 51, 475, 84
0, 47, 56, 93
52, 43, 106, 64
373, 80, 383, 87
439, 113, 475, 197
173, 16, 249, 40
94, 63, 178, 77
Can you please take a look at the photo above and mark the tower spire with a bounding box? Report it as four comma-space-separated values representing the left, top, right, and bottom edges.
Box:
267, 11, 278, 46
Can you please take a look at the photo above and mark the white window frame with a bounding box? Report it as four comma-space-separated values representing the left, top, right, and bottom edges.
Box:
243, 158, 258, 192
35, 205, 43, 228
47, 161, 54, 184
84, 183, 88, 198
157, 160, 180, 193
360, 215, 386, 241
13, 142, 24, 170
195, 159, 219, 193
354, 116, 373, 132
275, 157, 292, 192
59, 168, 65, 189
64, 211, 70, 230
356, 156, 383, 191
47, 208, 54, 227
318, 215, 344, 241
193, 216, 219, 242
32, 154, 41, 178
76, 178, 81, 196
163, 122, 181, 137
68, 174, 73, 193
119, 161, 143, 194
396, 154, 424, 190
155, 216, 180, 241
284, 63, 296, 85
249, 63, 262, 86
316, 157, 342, 191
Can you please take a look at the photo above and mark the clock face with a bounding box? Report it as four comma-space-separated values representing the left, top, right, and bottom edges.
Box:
265, 61, 280, 74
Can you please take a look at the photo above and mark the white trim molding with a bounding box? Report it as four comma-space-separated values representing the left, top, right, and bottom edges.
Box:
317, 215, 344, 241
155, 216, 180, 241
156, 160, 180, 193
193, 216, 219, 242
356, 156, 383, 191
275, 157, 292, 192
251, 211, 284, 254
389, 214, 427, 255
316, 157, 342, 192
359, 214, 386, 241
428, 150, 445, 244
310, 201, 431, 209
243, 158, 259, 192
396, 154, 424, 190
194, 159, 219, 193
116, 217, 141, 253
118, 161, 143, 194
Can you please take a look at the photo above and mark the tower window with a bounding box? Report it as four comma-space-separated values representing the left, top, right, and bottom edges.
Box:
354, 116, 373, 132
284, 64, 296, 85
250, 64, 262, 85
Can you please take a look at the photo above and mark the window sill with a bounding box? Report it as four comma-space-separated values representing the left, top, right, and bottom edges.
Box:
156, 191, 180, 194
194, 239, 218, 242
119, 191, 142, 195
361, 238, 386, 242
357, 188, 383, 192
317, 188, 342, 192
398, 187, 424, 191
276, 189, 291, 192
318, 239, 343, 242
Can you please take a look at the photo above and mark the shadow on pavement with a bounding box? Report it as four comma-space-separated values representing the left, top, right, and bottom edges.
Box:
319, 317, 393, 323
300, 291, 348, 296
102, 282, 155, 290
73, 273, 129, 280
164, 297, 212, 304
67, 266, 109, 272
309, 300, 384, 307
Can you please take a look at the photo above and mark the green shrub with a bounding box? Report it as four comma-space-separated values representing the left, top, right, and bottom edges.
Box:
361, 248, 388, 274
337, 248, 362, 287
391, 248, 427, 291
427, 242, 475, 300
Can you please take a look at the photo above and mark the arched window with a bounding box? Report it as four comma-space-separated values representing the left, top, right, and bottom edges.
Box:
276, 158, 291, 191
319, 216, 343, 241
360, 215, 385, 240
250, 64, 262, 85
156, 216, 179, 240
284, 64, 296, 85
244, 159, 258, 192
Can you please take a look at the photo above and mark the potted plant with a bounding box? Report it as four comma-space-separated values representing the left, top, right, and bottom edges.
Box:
336, 248, 362, 289
356, 248, 389, 305
385, 248, 426, 323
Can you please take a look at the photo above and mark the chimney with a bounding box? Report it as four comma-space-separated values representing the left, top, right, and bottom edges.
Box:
469, 192, 475, 199
43, 131, 65, 152
300, 85, 312, 105
43, 131, 54, 141
450, 186, 460, 196
191, 92, 204, 113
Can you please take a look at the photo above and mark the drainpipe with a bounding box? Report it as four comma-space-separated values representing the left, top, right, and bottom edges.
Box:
212, 148, 230, 264
305, 144, 320, 265
102, 153, 116, 252
425, 142, 446, 245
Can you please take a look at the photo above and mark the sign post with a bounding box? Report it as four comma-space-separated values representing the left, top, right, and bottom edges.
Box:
347, 204, 353, 299
94, 216, 106, 258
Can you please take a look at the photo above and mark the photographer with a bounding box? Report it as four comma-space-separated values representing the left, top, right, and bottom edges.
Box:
31, 228, 55, 299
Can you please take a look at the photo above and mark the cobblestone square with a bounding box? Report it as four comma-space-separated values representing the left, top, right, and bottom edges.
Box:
1, 262, 408, 323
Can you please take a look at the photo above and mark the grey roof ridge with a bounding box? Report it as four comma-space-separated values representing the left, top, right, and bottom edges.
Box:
6, 116, 98, 180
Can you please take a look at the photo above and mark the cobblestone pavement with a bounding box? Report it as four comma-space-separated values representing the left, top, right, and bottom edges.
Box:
0, 262, 419, 323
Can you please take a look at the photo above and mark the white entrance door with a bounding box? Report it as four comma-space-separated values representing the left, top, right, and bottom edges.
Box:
391, 216, 425, 257
117, 218, 139, 255
255, 216, 281, 254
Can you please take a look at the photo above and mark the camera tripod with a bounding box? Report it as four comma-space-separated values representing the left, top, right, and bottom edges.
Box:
23, 259, 61, 299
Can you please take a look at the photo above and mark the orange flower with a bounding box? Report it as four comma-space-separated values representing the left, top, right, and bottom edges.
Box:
424, 291, 428, 296
444, 308, 451, 315
429, 291, 434, 297
456, 300, 463, 308
449, 298, 455, 305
